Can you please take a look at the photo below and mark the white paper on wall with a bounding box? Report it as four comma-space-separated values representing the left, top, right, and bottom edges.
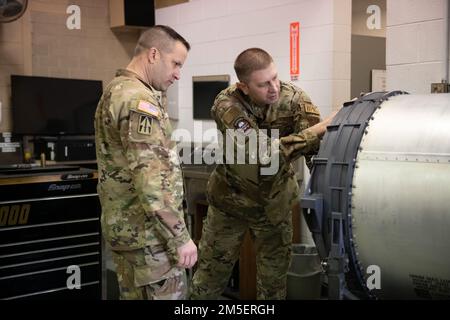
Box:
371, 69, 386, 91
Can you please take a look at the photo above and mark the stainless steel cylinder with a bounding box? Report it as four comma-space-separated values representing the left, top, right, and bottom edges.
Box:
352, 93, 450, 299
302, 92, 450, 299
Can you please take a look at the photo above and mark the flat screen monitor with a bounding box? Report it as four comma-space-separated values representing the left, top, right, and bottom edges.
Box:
11, 75, 103, 135
193, 75, 230, 120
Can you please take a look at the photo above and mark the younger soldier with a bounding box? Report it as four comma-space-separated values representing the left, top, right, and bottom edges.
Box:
190, 48, 335, 300
95, 25, 197, 300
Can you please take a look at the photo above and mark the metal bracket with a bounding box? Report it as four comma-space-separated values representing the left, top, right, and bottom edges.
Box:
301, 192, 327, 259
327, 211, 349, 300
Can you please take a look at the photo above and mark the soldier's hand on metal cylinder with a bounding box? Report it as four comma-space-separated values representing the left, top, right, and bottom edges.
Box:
279, 135, 307, 162
303, 109, 338, 139
176, 239, 198, 269
316, 110, 338, 138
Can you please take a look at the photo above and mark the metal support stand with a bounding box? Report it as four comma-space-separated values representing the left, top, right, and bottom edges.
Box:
301, 189, 350, 300
327, 212, 348, 300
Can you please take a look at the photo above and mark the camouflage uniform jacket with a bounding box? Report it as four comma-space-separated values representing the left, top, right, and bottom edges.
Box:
95, 69, 190, 252
207, 81, 321, 221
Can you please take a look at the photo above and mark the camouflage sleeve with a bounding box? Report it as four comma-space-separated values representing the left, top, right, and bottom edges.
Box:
294, 90, 321, 130
280, 89, 321, 165
119, 99, 190, 248
212, 99, 277, 183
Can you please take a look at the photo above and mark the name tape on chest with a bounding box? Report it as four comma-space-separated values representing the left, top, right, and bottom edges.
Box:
138, 115, 153, 135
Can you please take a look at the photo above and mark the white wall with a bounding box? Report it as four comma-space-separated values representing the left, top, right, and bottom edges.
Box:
386, 0, 449, 93
156, 0, 351, 141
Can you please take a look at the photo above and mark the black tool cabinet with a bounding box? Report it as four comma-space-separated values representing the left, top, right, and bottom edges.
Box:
0, 166, 102, 300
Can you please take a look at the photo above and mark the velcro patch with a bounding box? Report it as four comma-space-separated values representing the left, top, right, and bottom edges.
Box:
234, 117, 252, 134
138, 115, 153, 135
222, 106, 242, 127
305, 103, 320, 115
137, 100, 160, 118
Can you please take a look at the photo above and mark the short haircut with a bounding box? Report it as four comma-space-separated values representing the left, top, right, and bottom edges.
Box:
234, 48, 274, 82
134, 25, 190, 56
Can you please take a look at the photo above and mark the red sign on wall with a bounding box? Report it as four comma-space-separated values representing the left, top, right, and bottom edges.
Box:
290, 22, 300, 80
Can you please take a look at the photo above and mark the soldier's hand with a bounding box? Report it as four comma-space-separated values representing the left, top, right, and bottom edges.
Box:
299, 110, 338, 139
176, 239, 197, 269
279, 135, 307, 161
321, 110, 338, 129
314, 110, 337, 138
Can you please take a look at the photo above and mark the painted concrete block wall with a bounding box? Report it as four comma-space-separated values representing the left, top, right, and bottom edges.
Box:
386, 0, 448, 93
30, 0, 138, 87
0, 0, 139, 133
156, 0, 351, 140
0, 14, 29, 133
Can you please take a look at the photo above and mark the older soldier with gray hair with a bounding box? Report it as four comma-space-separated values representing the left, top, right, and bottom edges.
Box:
95, 25, 197, 300
190, 48, 335, 300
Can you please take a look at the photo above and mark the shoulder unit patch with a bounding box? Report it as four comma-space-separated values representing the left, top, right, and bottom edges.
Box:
234, 117, 252, 134
138, 115, 153, 135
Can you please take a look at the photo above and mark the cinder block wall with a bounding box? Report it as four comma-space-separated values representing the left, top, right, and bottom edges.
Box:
386, 0, 448, 93
0, 0, 139, 133
0, 11, 27, 133
156, 0, 352, 137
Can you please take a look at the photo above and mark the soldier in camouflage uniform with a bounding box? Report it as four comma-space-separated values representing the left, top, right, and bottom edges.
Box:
190, 48, 335, 300
95, 26, 197, 300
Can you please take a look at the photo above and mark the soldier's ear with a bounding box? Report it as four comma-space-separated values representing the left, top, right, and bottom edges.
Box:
147, 47, 159, 64
236, 82, 249, 95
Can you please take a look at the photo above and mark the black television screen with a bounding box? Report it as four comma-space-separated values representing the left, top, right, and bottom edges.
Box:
193, 75, 229, 120
11, 75, 103, 135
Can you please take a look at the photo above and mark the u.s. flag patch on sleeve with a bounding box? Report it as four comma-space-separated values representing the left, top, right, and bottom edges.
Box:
137, 100, 160, 118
